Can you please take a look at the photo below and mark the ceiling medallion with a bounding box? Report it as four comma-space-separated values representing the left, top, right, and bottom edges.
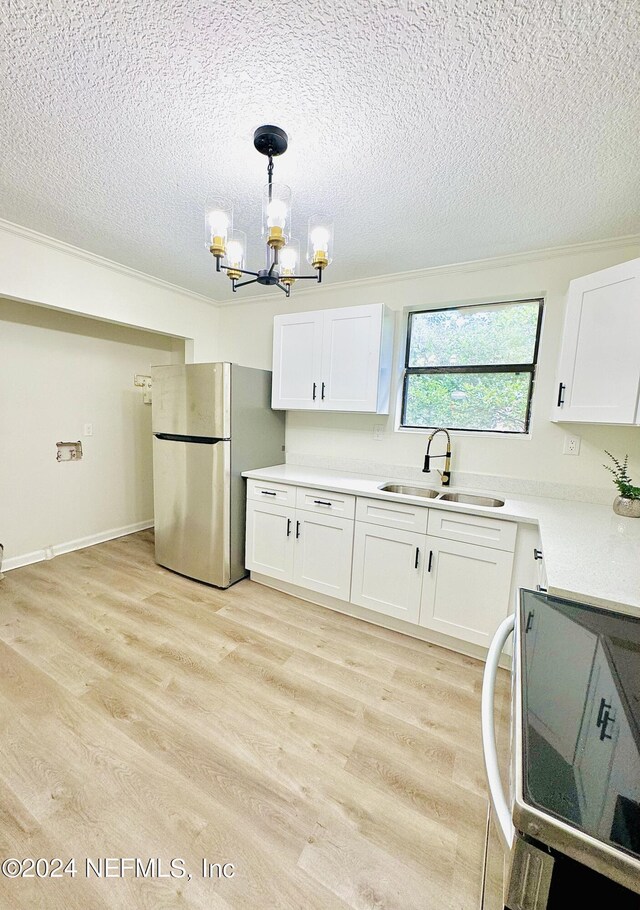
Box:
205, 125, 334, 297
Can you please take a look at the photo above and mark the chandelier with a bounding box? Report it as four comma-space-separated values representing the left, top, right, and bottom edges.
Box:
205, 125, 334, 297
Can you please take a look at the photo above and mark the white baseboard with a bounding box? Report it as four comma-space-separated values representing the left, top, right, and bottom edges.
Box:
2, 520, 154, 573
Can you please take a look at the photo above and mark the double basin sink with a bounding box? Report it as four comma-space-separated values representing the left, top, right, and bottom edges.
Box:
379, 483, 504, 508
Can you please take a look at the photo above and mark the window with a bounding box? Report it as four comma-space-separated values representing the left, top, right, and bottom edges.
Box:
401, 299, 543, 434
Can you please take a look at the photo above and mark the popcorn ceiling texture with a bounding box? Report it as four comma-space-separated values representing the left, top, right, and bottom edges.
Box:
1, 0, 639, 299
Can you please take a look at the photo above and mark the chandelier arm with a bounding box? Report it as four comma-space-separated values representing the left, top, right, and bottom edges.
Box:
287, 270, 323, 281
233, 277, 259, 290
220, 265, 260, 278
276, 282, 290, 296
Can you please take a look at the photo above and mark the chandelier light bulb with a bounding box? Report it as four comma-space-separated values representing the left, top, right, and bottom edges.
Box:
205, 198, 233, 258
209, 209, 230, 236
226, 239, 243, 267
267, 199, 288, 229
307, 216, 334, 270
281, 239, 300, 288
310, 226, 330, 253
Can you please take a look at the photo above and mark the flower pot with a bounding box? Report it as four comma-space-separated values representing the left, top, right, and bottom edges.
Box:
613, 495, 640, 518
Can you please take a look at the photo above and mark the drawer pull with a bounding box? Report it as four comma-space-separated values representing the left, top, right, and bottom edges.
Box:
533, 548, 543, 560
261, 490, 277, 496
313, 499, 333, 507
536, 584, 547, 593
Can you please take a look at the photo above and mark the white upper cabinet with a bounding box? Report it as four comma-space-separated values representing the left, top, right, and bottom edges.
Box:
271, 309, 324, 409
552, 258, 640, 424
272, 303, 394, 413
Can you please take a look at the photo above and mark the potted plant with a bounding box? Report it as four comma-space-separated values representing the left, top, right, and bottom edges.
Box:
603, 451, 640, 518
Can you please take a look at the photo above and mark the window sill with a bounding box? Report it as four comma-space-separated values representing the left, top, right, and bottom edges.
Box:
395, 425, 533, 440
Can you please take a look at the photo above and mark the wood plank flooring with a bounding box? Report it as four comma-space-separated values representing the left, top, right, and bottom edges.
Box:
0, 530, 511, 909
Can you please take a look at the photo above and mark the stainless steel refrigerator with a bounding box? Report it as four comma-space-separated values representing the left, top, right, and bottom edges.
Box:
151, 363, 285, 587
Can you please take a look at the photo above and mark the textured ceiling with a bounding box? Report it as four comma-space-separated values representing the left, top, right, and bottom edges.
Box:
1, 0, 639, 301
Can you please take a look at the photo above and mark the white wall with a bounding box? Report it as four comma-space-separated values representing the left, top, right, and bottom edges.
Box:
218, 238, 640, 501
0, 220, 221, 362
0, 299, 177, 566
0, 219, 222, 568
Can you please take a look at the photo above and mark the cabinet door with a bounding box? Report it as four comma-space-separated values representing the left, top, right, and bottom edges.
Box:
526, 607, 597, 764
574, 641, 620, 831
553, 258, 640, 423
245, 501, 295, 581
351, 523, 424, 623
272, 310, 323, 409
320, 304, 384, 412
293, 513, 354, 602
419, 539, 513, 649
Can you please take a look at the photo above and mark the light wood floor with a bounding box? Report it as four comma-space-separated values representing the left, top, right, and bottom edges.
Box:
0, 531, 510, 909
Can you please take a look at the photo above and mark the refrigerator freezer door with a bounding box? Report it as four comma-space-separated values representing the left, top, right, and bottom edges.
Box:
153, 436, 231, 587
151, 363, 231, 439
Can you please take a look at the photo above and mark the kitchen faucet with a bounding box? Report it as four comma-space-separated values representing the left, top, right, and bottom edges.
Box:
423, 428, 452, 486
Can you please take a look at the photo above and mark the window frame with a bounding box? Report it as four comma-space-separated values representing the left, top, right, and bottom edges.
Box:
400, 298, 544, 436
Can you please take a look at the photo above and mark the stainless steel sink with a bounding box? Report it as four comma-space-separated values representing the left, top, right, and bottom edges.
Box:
379, 483, 440, 499
438, 492, 505, 508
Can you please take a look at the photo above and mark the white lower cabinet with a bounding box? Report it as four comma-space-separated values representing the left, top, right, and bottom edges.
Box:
350, 524, 424, 623
247, 487, 518, 652
293, 512, 354, 601
245, 496, 354, 602
418, 538, 514, 648
245, 500, 295, 581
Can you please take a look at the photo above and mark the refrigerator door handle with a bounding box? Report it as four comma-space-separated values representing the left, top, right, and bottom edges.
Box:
153, 433, 228, 444
482, 613, 515, 851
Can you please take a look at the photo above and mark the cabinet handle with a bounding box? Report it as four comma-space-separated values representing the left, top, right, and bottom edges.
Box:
313, 499, 332, 507
597, 698, 615, 742
525, 610, 535, 633
261, 490, 277, 496
533, 548, 543, 561
286, 518, 292, 537
557, 382, 566, 407
321, 381, 326, 400
596, 697, 611, 729
295, 520, 301, 539
312, 382, 317, 401
427, 550, 433, 573
414, 547, 420, 569
536, 584, 547, 593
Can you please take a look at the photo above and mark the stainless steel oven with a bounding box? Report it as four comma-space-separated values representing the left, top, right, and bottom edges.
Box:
481, 590, 640, 909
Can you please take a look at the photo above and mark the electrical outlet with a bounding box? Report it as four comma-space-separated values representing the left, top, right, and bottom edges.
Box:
83, 423, 93, 436
373, 424, 384, 441
563, 434, 581, 455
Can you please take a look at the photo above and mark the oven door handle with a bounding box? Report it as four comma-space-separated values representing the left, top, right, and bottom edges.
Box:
482, 613, 515, 851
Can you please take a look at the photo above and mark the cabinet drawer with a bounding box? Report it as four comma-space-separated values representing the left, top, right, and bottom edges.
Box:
356, 496, 429, 534
427, 509, 517, 552
296, 486, 356, 519
247, 479, 296, 506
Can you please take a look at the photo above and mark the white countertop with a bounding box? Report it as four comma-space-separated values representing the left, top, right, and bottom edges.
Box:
243, 463, 640, 615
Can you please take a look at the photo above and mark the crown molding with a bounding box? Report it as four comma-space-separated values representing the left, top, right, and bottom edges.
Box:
3, 217, 638, 310
0, 218, 220, 307
214, 232, 640, 306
